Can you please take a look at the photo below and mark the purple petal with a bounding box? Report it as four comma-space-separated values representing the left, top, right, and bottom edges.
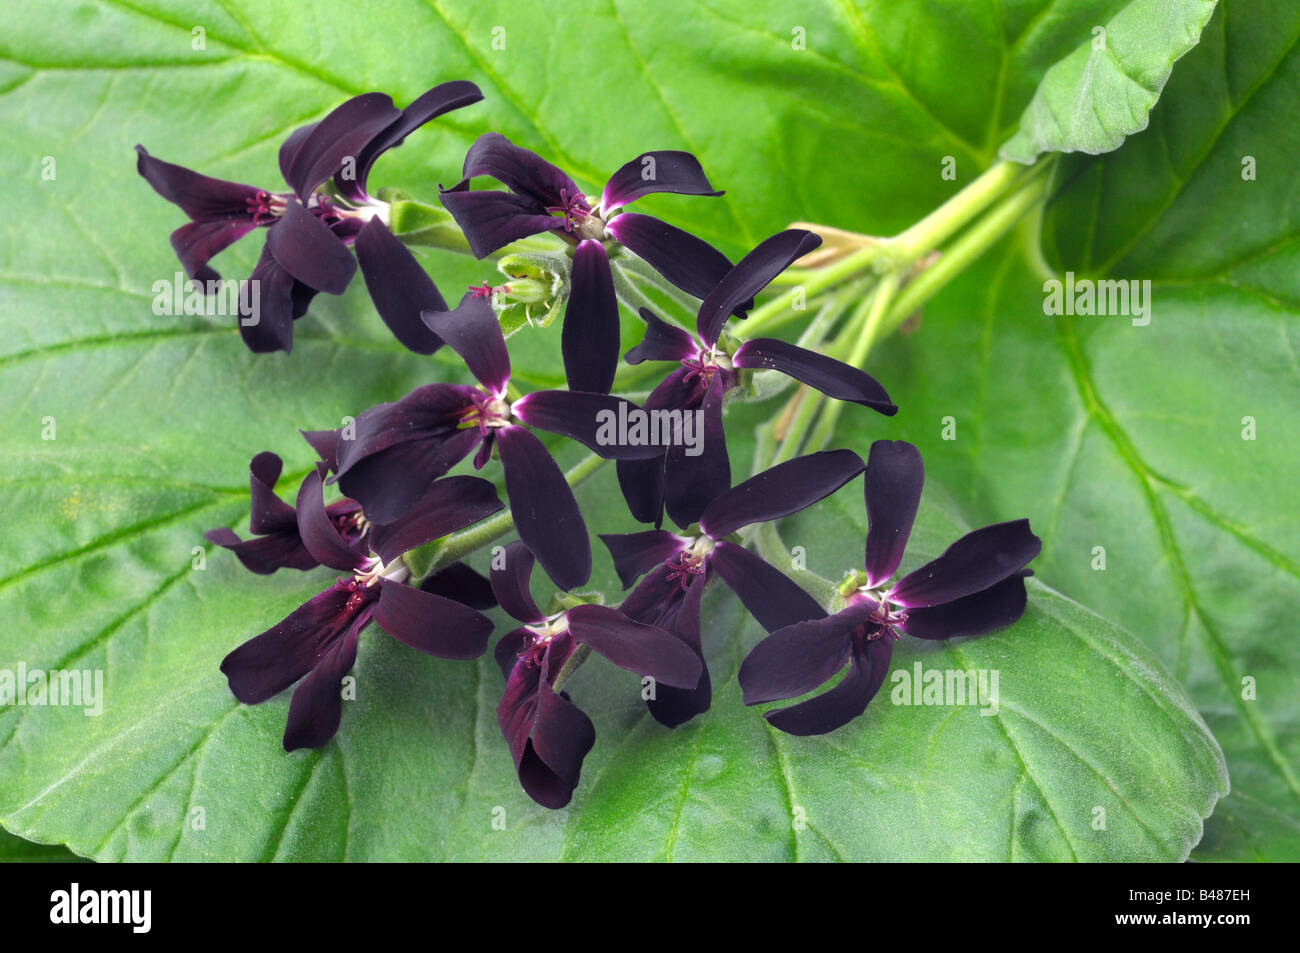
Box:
699, 449, 865, 539
497, 427, 591, 591
367, 475, 502, 564
709, 541, 826, 632
494, 627, 532, 678
490, 539, 546, 624
335, 384, 480, 476
296, 464, 366, 572
697, 230, 822, 346
617, 457, 667, 527
890, 519, 1042, 608
338, 80, 483, 200
438, 188, 559, 258
600, 151, 722, 210
898, 572, 1029, 640
863, 440, 924, 587
421, 562, 496, 612
333, 383, 481, 522
282, 616, 364, 751
643, 570, 712, 728
566, 604, 702, 688
337, 429, 481, 524
283, 92, 402, 200
512, 390, 665, 460
608, 215, 745, 313
246, 451, 296, 534
354, 218, 446, 354
457, 132, 581, 209
239, 246, 296, 353
204, 527, 317, 575
625, 307, 697, 365
265, 200, 356, 295
372, 579, 493, 659
663, 372, 729, 529
280, 615, 363, 751
739, 604, 873, 705
290, 279, 318, 319
220, 582, 364, 704
169, 218, 257, 283
598, 530, 685, 589
134, 144, 260, 220
613, 366, 702, 526
732, 338, 896, 413
562, 240, 620, 394
618, 564, 691, 630
301, 428, 342, 472
764, 636, 894, 736
421, 293, 511, 395
278, 122, 318, 185
522, 681, 596, 810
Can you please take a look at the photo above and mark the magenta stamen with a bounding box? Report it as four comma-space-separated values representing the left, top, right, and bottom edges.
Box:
544, 188, 590, 232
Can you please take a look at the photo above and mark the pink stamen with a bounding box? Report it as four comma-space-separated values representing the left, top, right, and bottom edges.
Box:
545, 188, 590, 232
663, 551, 706, 591
245, 190, 278, 225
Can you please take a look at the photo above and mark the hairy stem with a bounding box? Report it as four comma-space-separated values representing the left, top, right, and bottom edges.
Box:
551, 644, 593, 695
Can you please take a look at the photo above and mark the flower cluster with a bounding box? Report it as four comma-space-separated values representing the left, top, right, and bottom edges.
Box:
140, 81, 1039, 809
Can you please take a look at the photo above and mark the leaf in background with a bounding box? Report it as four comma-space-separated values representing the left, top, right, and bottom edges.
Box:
0, 0, 1248, 860
1000, 0, 1218, 162
0, 826, 86, 862
863, 0, 1300, 862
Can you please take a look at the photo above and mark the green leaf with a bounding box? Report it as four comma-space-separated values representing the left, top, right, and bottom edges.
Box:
1034, 0, 1300, 859
0, 462, 1227, 860
0, 0, 1247, 861
0, 826, 87, 863
1000, 0, 1218, 162
860, 2, 1300, 862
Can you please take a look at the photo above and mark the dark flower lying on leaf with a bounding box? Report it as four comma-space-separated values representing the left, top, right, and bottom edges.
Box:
491, 541, 701, 808
601, 449, 865, 728
136, 81, 482, 353
738, 440, 1040, 736
217, 464, 501, 750
204, 451, 363, 574
618, 228, 897, 528
440, 133, 744, 393
328, 292, 662, 592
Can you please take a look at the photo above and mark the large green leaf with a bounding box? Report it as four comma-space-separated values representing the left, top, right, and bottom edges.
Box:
0, 0, 1240, 860
0, 827, 85, 863
870, 0, 1300, 859
1000, 0, 1218, 162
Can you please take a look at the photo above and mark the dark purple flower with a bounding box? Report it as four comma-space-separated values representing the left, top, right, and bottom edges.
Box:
204, 451, 363, 574
619, 229, 897, 528
329, 293, 661, 592
602, 449, 865, 727
738, 440, 1040, 736
136, 82, 483, 354
490, 541, 700, 807
440, 133, 742, 393
219, 463, 500, 751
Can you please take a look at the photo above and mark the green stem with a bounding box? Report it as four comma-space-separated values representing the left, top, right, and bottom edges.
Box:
551, 644, 592, 694
882, 172, 1050, 333
419, 451, 609, 578
736, 157, 1047, 345
887, 159, 1035, 263
768, 386, 823, 465
736, 242, 887, 340
806, 273, 898, 451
